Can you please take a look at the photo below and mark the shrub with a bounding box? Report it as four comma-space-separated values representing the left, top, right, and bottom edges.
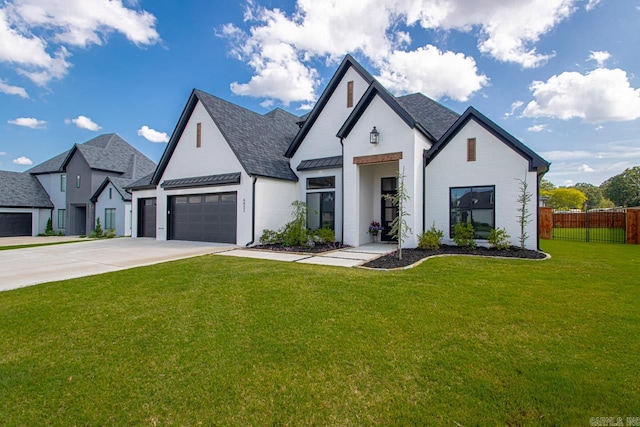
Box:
105, 229, 116, 239
488, 227, 511, 250
94, 218, 104, 238
453, 222, 476, 248
260, 229, 281, 245
313, 227, 335, 245
418, 223, 444, 250
45, 218, 54, 236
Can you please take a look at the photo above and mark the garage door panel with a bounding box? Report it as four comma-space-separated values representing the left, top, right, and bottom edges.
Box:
169, 192, 237, 243
0, 213, 32, 237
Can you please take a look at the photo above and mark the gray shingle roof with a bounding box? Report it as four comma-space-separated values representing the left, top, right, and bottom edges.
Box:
195, 90, 300, 181
71, 134, 157, 179
125, 172, 155, 190
161, 172, 241, 190
396, 93, 460, 141
0, 171, 53, 208
27, 150, 69, 174
28, 134, 156, 180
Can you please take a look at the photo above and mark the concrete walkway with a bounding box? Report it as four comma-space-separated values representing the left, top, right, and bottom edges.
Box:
216, 243, 396, 267
0, 238, 234, 292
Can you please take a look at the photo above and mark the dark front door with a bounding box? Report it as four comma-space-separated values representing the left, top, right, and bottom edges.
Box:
381, 177, 398, 241
72, 205, 86, 235
0, 213, 32, 237
138, 198, 157, 238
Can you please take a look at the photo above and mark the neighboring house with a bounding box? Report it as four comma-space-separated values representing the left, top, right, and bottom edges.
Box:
0, 171, 53, 237
10, 133, 157, 236
131, 55, 549, 250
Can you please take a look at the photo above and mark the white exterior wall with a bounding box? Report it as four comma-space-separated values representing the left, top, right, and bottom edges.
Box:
425, 119, 539, 250
342, 95, 420, 247
35, 172, 67, 233
254, 177, 297, 242
155, 100, 250, 243
290, 67, 368, 168
0, 207, 51, 236
295, 168, 342, 241
95, 182, 131, 236
130, 188, 157, 238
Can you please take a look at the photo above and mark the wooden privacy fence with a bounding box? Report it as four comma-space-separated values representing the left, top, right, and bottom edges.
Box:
539, 207, 640, 244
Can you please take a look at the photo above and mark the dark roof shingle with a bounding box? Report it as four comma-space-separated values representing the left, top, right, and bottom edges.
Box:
0, 171, 53, 208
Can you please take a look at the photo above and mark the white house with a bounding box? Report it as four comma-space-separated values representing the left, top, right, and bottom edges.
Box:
131, 55, 549, 250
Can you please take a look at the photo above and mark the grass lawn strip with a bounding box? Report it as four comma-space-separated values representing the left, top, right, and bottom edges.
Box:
0, 240, 638, 425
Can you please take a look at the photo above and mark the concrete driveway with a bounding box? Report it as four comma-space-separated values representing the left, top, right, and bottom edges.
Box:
0, 238, 235, 292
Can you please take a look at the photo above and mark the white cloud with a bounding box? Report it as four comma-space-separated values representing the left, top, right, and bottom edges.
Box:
0, 151, 7, 155
541, 150, 593, 161
137, 125, 169, 143
522, 68, 640, 123
66, 115, 101, 131
505, 101, 524, 118
377, 45, 488, 101
0, 1, 159, 86
585, 0, 602, 11
8, 117, 46, 128
579, 164, 595, 172
13, 156, 32, 165
222, 0, 581, 106
588, 50, 610, 68
0, 79, 28, 98
527, 124, 548, 132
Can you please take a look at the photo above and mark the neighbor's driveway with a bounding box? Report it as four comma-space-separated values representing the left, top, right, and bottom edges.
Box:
0, 238, 235, 292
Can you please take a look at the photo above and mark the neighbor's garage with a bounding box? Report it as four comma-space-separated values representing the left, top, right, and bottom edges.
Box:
0, 213, 32, 237
168, 192, 236, 243
138, 198, 157, 238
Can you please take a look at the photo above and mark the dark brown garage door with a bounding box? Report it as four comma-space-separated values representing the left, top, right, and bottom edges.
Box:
169, 192, 236, 243
0, 213, 32, 237
138, 198, 156, 238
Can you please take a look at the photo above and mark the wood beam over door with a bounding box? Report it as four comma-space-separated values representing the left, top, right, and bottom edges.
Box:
352, 152, 403, 165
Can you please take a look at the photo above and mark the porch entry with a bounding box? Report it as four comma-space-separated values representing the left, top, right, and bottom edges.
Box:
381, 177, 398, 241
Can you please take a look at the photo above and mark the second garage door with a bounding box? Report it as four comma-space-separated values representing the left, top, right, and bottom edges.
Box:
169, 192, 237, 243
0, 212, 32, 237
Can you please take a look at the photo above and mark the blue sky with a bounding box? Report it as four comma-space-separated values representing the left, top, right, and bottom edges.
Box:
1, 0, 639, 187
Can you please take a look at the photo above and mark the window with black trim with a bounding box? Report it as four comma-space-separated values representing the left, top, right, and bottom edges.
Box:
307, 192, 335, 231
76, 174, 81, 188
450, 186, 495, 239
57, 209, 66, 229
105, 208, 116, 230
60, 174, 66, 192
109, 188, 113, 199
307, 176, 335, 190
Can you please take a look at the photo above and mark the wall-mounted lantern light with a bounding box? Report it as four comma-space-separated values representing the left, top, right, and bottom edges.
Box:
370, 126, 379, 144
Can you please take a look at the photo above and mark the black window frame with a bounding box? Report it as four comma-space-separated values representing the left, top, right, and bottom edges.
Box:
449, 185, 495, 240
306, 176, 335, 190
306, 191, 335, 231
105, 208, 116, 230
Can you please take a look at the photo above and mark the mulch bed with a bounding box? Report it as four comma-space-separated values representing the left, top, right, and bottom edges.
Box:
251, 242, 350, 254
363, 245, 547, 269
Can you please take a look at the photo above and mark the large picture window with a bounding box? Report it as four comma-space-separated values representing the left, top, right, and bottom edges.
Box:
306, 192, 335, 231
450, 186, 495, 239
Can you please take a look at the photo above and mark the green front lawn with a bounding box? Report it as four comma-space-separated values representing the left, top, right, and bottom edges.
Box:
1, 241, 638, 425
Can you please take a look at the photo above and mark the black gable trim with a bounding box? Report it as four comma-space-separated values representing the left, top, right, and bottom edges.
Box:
336, 81, 426, 140
161, 172, 241, 190
151, 90, 200, 185
285, 55, 375, 158
297, 155, 343, 171
424, 107, 550, 173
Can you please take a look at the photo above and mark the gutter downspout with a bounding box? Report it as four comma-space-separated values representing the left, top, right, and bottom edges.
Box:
340, 138, 345, 243
422, 150, 427, 234
246, 176, 257, 246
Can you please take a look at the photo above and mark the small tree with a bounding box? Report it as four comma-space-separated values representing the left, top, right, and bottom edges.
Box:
45, 217, 54, 235
516, 174, 533, 250
383, 168, 412, 260
94, 217, 104, 238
